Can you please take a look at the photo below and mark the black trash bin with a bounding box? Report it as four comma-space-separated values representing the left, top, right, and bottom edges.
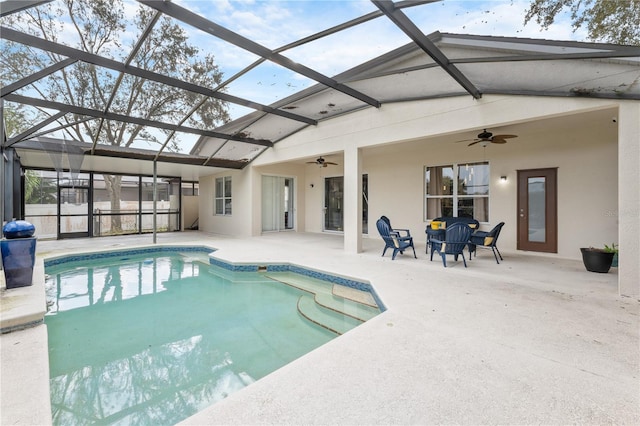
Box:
1, 220, 37, 289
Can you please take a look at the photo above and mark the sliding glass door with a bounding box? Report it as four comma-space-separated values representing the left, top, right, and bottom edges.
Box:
262, 176, 294, 232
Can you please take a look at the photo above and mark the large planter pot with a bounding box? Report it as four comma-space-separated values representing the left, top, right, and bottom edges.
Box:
1, 220, 37, 289
580, 248, 614, 273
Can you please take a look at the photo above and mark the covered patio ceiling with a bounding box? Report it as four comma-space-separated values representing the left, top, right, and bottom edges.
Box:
2, 0, 639, 177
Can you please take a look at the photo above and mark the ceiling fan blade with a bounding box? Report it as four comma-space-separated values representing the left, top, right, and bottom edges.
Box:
454, 138, 475, 143
468, 140, 480, 146
491, 138, 508, 144
493, 134, 517, 139
325, 162, 338, 165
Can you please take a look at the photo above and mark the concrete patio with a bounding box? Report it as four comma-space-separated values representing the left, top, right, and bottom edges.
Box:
1, 231, 638, 425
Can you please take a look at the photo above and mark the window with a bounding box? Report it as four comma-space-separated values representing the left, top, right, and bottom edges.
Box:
215, 176, 232, 215
182, 181, 199, 196
425, 162, 489, 222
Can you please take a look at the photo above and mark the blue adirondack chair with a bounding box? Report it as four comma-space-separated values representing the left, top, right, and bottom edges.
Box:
429, 223, 473, 267
380, 215, 411, 238
376, 217, 417, 260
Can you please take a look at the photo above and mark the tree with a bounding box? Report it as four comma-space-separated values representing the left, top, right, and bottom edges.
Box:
1, 0, 230, 232
524, 0, 640, 45
2, 106, 47, 204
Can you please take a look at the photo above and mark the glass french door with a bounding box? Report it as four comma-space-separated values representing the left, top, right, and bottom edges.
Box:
262, 176, 294, 232
324, 177, 343, 231
517, 168, 557, 252
323, 175, 368, 233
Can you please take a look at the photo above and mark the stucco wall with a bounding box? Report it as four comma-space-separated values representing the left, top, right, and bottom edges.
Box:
199, 170, 253, 237
200, 96, 625, 260
356, 120, 618, 259
251, 164, 308, 235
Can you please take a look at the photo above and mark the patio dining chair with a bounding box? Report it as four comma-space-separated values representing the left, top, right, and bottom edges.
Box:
429, 223, 473, 267
469, 222, 505, 264
376, 217, 417, 260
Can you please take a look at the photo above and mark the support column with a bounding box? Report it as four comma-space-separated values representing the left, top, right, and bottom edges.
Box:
618, 102, 640, 298
344, 145, 362, 253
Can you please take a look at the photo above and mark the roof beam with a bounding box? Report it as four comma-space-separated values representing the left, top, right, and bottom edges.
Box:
483, 88, 640, 101
4, 93, 274, 147
0, 26, 316, 126
0, 0, 52, 18
451, 50, 640, 63
372, 0, 482, 99
137, 0, 382, 108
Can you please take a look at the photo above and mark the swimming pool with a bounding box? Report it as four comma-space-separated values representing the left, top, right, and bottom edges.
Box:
44, 246, 382, 425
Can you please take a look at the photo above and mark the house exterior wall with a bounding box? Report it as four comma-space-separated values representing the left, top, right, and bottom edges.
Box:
288, 119, 617, 259
617, 103, 640, 297
198, 95, 637, 296
250, 163, 308, 235
199, 169, 253, 237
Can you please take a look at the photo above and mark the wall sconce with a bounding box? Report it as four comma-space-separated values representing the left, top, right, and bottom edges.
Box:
500, 175, 507, 182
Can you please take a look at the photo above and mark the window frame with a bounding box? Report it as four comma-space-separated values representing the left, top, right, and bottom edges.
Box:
214, 176, 232, 216
424, 161, 490, 222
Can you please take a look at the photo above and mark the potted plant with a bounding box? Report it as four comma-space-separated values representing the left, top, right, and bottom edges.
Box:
580, 244, 616, 273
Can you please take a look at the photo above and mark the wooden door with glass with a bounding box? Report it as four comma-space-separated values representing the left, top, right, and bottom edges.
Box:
517, 168, 557, 252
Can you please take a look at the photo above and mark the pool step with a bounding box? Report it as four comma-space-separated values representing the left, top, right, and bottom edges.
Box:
297, 295, 363, 335
266, 272, 380, 322
315, 293, 380, 322
265, 272, 333, 294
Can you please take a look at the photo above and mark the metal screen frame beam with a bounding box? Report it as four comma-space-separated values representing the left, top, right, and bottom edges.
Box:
4, 93, 274, 147
0, 0, 52, 17
6, 111, 65, 146
91, 10, 162, 154
0, 26, 316, 126
0, 58, 77, 97
138, 0, 382, 108
372, 0, 482, 99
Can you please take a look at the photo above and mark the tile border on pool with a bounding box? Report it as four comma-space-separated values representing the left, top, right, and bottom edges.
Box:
43, 245, 386, 311
43, 245, 213, 267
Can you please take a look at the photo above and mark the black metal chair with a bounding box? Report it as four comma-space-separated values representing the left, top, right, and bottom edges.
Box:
376, 217, 417, 260
469, 222, 505, 264
429, 223, 473, 267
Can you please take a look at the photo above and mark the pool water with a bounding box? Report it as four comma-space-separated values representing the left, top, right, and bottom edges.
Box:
45, 250, 380, 425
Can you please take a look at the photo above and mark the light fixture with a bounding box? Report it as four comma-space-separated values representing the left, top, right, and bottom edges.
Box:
500, 175, 507, 182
